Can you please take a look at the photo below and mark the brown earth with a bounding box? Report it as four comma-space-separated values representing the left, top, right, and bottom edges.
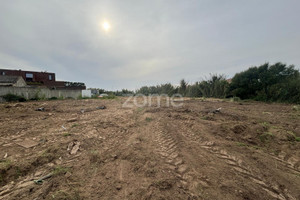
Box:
0, 97, 299, 200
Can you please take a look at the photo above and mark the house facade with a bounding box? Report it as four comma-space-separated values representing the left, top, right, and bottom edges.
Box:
0, 69, 85, 90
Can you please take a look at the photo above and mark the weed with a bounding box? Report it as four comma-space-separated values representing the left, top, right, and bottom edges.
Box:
230, 97, 241, 102
145, 117, 153, 122
71, 124, 78, 128
286, 131, 300, 142
292, 105, 300, 111
52, 166, 69, 176
201, 116, 209, 120
63, 133, 72, 137
136, 107, 144, 113
14, 166, 22, 179
260, 122, 270, 129
236, 142, 247, 147
0, 159, 11, 170
259, 132, 274, 142
89, 150, 102, 163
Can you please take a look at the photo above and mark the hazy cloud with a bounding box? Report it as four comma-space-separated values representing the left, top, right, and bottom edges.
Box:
1, 0, 299, 90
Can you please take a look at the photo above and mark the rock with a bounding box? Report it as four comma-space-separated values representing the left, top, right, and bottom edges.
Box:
67, 118, 77, 123
16, 140, 38, 148
68, 141, 80, 155
3, 153, 8, 158
67, 142, 74, 151
116, 184, 122, 190
96, 105, 107, 110
212, 107, 222, 114
36, 107, 45, 111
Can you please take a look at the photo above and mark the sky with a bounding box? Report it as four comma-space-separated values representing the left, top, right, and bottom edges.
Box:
0, 0, 299, 90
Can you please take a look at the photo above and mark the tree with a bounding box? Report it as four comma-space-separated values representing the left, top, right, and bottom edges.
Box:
178, 79, 187, 96
229, 62, 300, 103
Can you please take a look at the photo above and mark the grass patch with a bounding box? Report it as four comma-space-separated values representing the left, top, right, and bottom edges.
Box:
71, 123, 79, 128
292, 105, 300, 111
260, 122, 270, 129
63, 133, 72, 137
52, 166, 69, 176
230, 96, 241, 102
259, 132, 274, 143
0, 159, 11, 171
89, 150, 102, 164
145, 117, 153, 122
259, 132, 273, 142
200, 116, 210, 120
236, 142, 247, 147
286, 131, 300, 142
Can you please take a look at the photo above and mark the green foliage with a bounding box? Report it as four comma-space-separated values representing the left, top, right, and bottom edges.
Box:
229, 62, 300, 103
178, 79, 187, 96
292, 105, 300, 111
2, 94, 26, 102
52, 166, 69, 176
259, 132, 274, 142
101, 94, 116, 99
286, 131, 300, 142
145, 117, 153, 122
48, 97, 58, 100
198, 74, 229, 98
230, 97, 241, 102
136, 83, 177, 96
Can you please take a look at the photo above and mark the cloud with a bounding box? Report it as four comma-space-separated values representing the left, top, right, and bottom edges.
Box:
0, 0, 299, 90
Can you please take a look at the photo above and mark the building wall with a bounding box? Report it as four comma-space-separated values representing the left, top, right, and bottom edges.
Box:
0, 69, 56, 85
0, 87, 81, 99
82, 90, 92, 97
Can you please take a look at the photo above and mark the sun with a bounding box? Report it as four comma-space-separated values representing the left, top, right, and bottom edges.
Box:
102, 21, 111, 31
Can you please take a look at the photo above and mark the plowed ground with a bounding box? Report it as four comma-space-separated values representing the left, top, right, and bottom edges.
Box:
0, 98, 299, 200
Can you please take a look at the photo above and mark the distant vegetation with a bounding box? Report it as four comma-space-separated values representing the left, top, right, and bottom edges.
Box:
2, 94, 26, 102
134, 62, 300, 104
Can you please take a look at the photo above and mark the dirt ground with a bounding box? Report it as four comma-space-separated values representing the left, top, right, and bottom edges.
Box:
0, 97, 299, 200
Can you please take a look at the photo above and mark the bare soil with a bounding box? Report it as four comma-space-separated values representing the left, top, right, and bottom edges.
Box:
0, 98, 299, 200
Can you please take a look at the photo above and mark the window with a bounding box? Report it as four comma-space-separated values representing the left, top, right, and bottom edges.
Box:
26, 73, 33, 78
25, 73, 33, 81
49, 75, 52, 80
1, 72, 5, 75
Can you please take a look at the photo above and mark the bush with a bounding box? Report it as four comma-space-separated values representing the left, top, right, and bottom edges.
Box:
2, 94, 26, 102
230, 96, 241, 102
48, 97, 58, 100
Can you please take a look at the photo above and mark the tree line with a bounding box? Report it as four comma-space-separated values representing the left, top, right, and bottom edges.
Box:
135, 62, 300, 104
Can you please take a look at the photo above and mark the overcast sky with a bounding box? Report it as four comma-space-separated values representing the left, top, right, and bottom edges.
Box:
0, 0, 299, 90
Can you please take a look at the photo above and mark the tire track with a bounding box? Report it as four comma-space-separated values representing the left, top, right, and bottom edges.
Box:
269, 151, 300, 173
151, 121, 198, 198
199, 141, 297, 200
172, 118, 297, 200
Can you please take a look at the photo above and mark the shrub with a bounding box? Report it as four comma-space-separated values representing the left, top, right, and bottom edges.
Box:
2, 94, 26, 102
48, 97, 58, 100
